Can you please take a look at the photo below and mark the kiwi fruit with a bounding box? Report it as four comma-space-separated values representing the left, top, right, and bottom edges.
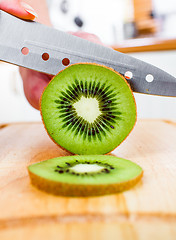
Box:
28, 155, 143, 197
40, 63, 136, 155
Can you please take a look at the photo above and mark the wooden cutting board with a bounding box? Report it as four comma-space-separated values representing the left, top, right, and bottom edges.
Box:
0, 119, 176, 240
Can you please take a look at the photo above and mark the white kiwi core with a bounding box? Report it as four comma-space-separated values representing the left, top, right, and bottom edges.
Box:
70, 163, 104, 173
73, 96, 101, 123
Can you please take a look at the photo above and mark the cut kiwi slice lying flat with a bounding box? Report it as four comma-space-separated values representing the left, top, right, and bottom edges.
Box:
40, 63, 136, 155
28, 155, 143, 197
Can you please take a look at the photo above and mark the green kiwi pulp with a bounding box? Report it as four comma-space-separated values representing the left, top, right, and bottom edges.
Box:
28, 155, 143, 197
40, 63, 136, 155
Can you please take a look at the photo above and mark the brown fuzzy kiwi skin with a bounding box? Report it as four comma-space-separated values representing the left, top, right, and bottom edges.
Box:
28, 168, 143, 197
39, 63, 137, 155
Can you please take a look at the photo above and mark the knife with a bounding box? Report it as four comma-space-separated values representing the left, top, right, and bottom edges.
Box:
0, 10, 176, 97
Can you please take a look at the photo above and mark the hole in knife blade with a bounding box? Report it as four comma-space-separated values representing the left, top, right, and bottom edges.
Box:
21, 47, 29, 55
146, 74, 154, 82
42, 53, 50, 61
62, 58, 70, 66
125, 71, 133, 79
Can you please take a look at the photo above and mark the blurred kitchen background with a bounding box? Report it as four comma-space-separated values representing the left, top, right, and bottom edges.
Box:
0, 0, 176, 123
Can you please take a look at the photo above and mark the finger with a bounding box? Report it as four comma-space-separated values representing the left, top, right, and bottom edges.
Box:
19, 68, 53, 110
68, 31, 110, 48
0, 0, 38, 20
68, 31, 103, 44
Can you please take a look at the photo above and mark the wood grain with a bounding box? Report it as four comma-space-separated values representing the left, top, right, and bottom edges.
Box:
0, 120, 176, 239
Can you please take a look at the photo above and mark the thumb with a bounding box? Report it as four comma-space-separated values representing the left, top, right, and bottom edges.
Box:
0, 0, 38, 20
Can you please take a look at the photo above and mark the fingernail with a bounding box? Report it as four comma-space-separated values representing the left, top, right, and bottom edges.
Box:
20, 2, 38, 18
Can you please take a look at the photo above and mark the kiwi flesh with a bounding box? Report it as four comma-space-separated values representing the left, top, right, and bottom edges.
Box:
28, 155, 143, 197
40, 63, 136, 155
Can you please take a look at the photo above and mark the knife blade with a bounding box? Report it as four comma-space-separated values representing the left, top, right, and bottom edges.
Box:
0, 10, 176, 97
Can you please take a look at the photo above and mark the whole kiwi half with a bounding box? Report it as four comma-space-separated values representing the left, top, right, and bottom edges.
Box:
40, 63, 136, 155
28, 155, 143, 197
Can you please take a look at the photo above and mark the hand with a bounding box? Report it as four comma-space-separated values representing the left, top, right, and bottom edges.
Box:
0, 0, 104, 110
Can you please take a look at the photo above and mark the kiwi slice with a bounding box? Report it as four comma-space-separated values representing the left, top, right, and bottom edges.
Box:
28, 155, 143, 197
40, 63, 136, 155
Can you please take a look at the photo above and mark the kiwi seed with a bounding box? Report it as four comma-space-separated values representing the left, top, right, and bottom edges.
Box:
40, 63, 136, 155
28, 155, 143, 197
